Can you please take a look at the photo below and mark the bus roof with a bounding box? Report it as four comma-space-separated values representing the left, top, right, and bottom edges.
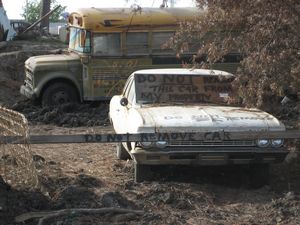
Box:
68, 7, 199, 32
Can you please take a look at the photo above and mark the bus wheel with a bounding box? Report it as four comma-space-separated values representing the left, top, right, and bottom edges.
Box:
116, 143, 131, 160
42, 82, 78, 106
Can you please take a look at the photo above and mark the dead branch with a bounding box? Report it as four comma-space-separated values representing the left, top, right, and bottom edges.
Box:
15, 207, 144, 225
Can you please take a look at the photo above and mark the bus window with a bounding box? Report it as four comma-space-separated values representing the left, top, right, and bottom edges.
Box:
93, 33, 121, 56
152, 32, 175, 54
126, 32, 148, 55
69, 27, 91, 53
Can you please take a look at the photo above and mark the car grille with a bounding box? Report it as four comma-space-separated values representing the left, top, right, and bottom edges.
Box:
25, 68, 33, 89
168, 140, 255, 147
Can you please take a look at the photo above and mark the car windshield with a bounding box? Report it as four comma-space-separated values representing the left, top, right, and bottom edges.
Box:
134, 73, 234, 105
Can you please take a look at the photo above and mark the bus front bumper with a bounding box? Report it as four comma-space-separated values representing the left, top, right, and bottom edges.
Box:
20, 85, 37, 100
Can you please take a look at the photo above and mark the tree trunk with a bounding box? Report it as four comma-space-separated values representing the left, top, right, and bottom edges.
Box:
39, 0, 51, 33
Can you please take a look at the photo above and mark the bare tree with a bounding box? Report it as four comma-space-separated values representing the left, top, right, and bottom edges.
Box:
173, 0, 300, 109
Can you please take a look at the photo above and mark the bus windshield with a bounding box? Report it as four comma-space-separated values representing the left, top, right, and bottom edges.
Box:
69, 27, 91, 53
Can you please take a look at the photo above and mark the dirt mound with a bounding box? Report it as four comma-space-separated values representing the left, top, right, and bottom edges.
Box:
11, 101, 109, 127
0, 74, 24, 106
0, 40, 66, 82
101, 191, 138, 209
0, 39, 67, 109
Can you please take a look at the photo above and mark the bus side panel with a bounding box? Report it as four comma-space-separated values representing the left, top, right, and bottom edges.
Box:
83, 57, 239, 101
85, 57, 153, 101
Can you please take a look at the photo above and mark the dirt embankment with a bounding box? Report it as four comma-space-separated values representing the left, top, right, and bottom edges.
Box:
0, 40, 66, 106
0, 39, 299, 225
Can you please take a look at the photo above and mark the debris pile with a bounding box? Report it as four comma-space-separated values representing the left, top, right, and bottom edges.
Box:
12, 101, 109, 127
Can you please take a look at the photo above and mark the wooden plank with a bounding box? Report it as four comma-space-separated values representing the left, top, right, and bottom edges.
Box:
0, 130, 299, 144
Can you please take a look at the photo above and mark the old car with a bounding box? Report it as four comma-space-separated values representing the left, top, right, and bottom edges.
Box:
10, 20, 31, 34
109, 68, 288, 182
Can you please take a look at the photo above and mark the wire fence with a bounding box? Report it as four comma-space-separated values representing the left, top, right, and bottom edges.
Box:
0, 106, 38, 189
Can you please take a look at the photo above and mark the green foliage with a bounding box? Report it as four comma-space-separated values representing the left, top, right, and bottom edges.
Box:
22, 0, 40, 23
21, 0, 66, 23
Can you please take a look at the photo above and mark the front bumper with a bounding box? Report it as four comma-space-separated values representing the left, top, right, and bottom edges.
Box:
20, 85, 36, 100
131, 147, 288, 165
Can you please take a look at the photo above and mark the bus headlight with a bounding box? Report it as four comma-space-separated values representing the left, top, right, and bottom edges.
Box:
271, 139, 283, 147
257, 139, 270, 147
155, 141, 168, 149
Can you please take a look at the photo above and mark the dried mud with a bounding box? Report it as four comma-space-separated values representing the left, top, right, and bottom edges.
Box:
0, 40, 299, 225
11, 100, 110, 127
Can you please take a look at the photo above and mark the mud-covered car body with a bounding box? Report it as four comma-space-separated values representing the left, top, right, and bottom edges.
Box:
109, 69, 288, 182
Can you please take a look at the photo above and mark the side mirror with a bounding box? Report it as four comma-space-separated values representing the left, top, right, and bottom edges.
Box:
120, 97, 128, 106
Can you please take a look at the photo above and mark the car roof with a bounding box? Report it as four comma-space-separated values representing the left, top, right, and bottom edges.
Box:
10, 20, 30, 23
133, 68, 234, 77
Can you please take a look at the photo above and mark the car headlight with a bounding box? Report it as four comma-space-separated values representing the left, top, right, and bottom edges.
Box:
271, 139, 284, 147
155, 141, 168, 149
140, 142, 154, 149
257, 139, 270, 147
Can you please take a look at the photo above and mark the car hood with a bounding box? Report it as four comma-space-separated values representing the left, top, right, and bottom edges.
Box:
134, 105, 285, 132
25, 53, 81, 72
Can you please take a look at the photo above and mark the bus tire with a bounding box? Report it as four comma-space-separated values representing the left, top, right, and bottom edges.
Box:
116, 143, 131, 160
42, 82, 78, 106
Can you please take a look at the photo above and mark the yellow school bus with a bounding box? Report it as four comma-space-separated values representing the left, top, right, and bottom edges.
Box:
20, 7, 240, 105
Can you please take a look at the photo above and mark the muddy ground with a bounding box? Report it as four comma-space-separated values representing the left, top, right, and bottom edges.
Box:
0, 39, 299, 225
